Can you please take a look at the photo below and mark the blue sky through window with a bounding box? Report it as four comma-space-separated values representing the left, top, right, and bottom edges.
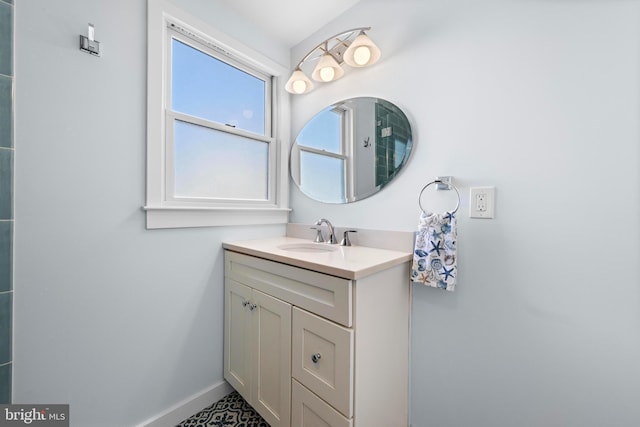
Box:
296, 107, 342, 153
171, 38, 266, 136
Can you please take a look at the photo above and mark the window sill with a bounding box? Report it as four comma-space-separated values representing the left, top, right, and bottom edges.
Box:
143, 206, 291, 229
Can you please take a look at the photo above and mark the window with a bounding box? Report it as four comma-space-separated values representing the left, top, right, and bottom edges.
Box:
145, 2, 290, 228
166, 32, 272, 203
296, 106, 348, 203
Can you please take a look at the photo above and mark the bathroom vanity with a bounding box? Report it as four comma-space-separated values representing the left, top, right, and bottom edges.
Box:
223, 235, 412, 427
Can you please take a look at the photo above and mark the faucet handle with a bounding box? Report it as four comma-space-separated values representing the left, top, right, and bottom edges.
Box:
310, 227, 325, 243
340, 230, 358, 246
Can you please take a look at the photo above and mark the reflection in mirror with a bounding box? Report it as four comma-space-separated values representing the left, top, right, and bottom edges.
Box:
291, 97, 413, 203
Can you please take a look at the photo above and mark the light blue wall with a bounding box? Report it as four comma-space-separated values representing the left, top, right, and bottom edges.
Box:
11, 0, 640, 426
13, 1, 287, 425
290, 0, 640, 426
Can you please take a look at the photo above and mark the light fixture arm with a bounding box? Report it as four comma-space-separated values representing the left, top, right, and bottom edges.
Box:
294, 26, 371, 68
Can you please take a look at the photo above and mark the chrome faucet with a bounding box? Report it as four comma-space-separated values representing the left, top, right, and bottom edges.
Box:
314, 218, 338, 244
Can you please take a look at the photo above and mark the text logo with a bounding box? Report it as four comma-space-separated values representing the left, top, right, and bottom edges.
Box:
0, 405, 69, 426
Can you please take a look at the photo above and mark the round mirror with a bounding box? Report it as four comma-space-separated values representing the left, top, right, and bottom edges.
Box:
291, 97, 413, 204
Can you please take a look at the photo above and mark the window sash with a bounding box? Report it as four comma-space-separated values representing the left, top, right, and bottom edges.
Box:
165, 111, 276, 205
295, 106, 354, 201
299, 150, 347, 203
166, 27, 273, 138
296, 106, 345, 154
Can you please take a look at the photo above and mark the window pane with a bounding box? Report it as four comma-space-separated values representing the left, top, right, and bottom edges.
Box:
171, 38, 266, 135
173, 120, 269, 200
296, 107, 342, 153
300, 151, 345, 203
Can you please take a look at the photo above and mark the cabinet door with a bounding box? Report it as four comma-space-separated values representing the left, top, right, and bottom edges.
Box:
252, 289, 292, 427
224, 279, 253, 401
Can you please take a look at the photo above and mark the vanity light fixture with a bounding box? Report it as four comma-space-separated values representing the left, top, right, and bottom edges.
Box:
285, 27, 381, 95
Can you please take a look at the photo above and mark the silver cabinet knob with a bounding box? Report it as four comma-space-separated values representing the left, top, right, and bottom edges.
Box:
242, 301, 249, 307
311, 353, 322, 363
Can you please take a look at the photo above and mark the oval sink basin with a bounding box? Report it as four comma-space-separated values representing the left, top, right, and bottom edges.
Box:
277, 243, 339, 253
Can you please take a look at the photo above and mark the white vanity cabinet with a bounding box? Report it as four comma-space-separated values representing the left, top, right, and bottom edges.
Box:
223, 238, 411, 427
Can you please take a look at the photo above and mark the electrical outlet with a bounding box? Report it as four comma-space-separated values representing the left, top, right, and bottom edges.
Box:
469, 187, 495, 218
476, 193, 487, 211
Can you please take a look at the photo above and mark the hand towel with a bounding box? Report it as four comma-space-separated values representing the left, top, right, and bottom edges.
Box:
411, 211, 457, 291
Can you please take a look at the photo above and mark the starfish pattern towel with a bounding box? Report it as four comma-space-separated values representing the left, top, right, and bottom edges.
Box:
411, 211, 457, 291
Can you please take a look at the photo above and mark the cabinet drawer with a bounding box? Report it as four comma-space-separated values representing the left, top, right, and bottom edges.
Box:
225, 251, 353, 327
292, 380, 352, 427
292, 307, 353, 418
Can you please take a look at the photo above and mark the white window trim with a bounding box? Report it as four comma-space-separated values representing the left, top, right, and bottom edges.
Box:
294, 105, 353, 202
145, 0, 290, 229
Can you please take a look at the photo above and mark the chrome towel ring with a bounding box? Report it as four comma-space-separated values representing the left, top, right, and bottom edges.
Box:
418, 179, 461, 214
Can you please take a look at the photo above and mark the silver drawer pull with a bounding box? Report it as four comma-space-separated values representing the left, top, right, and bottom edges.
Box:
242, 301, 250, 307
311, 353, 322, 363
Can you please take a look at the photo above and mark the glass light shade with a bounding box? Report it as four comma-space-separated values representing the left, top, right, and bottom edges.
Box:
311, 53, 345, 82
285, 69, 314, 94
343, 33, 381, 67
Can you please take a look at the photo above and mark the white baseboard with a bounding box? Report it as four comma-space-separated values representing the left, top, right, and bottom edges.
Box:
137, 381, 234, 427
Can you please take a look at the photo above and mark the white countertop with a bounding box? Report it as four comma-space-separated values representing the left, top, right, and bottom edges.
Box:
223, 236, 412, 280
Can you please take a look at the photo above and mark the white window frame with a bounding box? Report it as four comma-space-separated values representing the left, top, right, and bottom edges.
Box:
295, 106, 351, 201
145, 1, 290, 229
165, 29, 275, 205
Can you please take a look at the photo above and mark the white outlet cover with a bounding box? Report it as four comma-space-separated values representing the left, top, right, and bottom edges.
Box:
469, 186, 495, 218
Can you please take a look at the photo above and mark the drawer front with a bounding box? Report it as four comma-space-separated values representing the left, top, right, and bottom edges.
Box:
225, 251, 353, 327
292, 307, 353, 418
292, 380, 352, 427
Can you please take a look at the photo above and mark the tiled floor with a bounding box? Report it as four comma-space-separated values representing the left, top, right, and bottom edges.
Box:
176, 391, 269, 427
